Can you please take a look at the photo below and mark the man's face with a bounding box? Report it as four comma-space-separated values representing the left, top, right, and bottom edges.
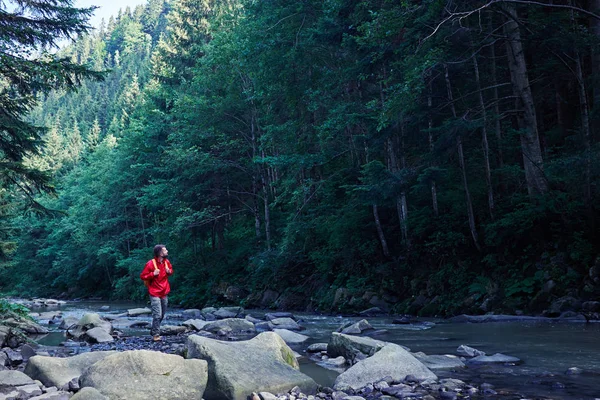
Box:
160, 247, 168, 258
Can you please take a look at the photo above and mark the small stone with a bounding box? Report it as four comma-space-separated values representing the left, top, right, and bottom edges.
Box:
17, 384, 43, 397
374, 381, 389, 390
439, 390, 457, 400
332, 391, 348, 400
552, 382, 565, 390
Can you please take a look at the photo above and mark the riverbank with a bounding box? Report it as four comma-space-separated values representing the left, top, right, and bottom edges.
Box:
1, 299, 599, 399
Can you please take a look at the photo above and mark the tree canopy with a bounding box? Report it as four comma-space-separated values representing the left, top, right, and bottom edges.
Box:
0, 0, 599, 316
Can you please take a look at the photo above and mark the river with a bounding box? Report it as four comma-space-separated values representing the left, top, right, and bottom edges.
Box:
28, 300, 600, 399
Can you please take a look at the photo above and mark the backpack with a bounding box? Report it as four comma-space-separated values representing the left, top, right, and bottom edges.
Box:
143, 259, 159, 287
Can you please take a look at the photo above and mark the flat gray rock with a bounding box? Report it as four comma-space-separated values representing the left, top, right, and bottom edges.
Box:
306, 343, 328, 353
468, 353, 521, 364
126, 308, 152, 317
0, 370, 36, 386
183, 319, 209, 331
24, 351, 117, 388
110, 318, 150, 329
273, 329, 309, 344
334, 343, 437, 391
203, 318, 256, 334
268, 317, 301, 331
85, 327, 114, 343
412, 352, 465, 370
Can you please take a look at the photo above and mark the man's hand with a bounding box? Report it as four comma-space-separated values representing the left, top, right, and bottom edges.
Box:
165, 266, 171, 274
154, 269, 159, 276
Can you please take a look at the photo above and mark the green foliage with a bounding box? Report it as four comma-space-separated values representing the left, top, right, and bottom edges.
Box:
1, 0, 599, 317
0, 299, 31, 320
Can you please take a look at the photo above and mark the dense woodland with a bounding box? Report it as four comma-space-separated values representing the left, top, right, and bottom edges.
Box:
1, 0, 599, 315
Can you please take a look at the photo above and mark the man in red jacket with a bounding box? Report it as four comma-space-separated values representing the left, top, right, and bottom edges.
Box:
140, 244, 174, 341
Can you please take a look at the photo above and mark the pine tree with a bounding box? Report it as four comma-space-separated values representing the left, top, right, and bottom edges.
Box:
0, 0, 104, 194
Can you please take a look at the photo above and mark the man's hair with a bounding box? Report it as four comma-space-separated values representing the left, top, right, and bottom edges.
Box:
153, 244, 166, 257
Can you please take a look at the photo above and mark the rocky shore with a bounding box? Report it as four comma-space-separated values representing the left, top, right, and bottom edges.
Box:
0, 299, 587, 399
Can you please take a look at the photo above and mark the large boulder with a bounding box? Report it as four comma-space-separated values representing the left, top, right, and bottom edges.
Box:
546, 296, 582, 316
333, 343, 437, 391
0, 325, 11, 347
183, 319, 210, 331
327, 332, 386, 363
68, 313, 112, 340
2, 317, 48, 334
203, 318, 256, 334
186, 331, 318, 400
260, 290, 280, 307
338, 319, 373, 335
268, 317, 301, 331
24, 351, 116, 388
58, 316, 80, 330
79, 350, 208, 400
84, 327, 114, 343
213, 307, 244, 319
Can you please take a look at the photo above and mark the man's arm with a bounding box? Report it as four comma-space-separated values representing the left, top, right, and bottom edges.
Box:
166, 260, 173, 275
140, 261, 155, 280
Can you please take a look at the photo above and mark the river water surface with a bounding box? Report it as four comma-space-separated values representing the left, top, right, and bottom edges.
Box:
29, 301, 600, 400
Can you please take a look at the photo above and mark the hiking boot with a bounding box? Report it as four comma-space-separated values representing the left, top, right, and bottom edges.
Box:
153, 335, 161, 342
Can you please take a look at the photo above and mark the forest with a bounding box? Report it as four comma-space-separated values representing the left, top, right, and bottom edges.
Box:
1, 0, 599, 316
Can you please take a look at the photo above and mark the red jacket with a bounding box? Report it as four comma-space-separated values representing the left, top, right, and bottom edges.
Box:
140, 257, 173, 298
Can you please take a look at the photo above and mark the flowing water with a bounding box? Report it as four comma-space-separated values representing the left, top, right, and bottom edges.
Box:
28, 301, 600, 399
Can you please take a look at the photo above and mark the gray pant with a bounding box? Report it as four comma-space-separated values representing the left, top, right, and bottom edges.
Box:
150, 296, 168, 336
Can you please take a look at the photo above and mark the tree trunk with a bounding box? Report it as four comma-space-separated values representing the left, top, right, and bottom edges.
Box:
261, 160, 271, 251
387, 133, 408, 246
251, 112, 261, 238
575, 49, 592, 204
592, 0, 600, 113
398, 118, 409, 245
427, 77, 439, 217
489, 19, 504, 168
373, 204, 391, 257
365, 132, 390, 257
138, 204, 147, 248
571, 6, 592, 205
473, 51, 495, 219
503, 5, 548, 197
445, 64, 481, 252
